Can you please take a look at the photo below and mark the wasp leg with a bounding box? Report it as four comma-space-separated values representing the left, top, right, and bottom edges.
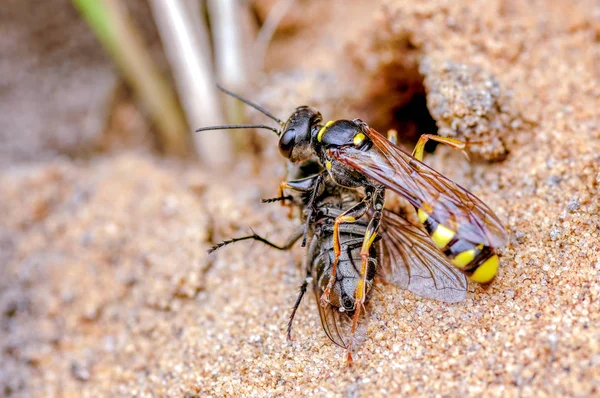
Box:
357, 188, 384, 298
301, 174, 324, 247
278, 172, 326, 224
277, 182, 287, 207
386, 129, 399, 145
412, 134, 468, 162
354, 210, 381, 307
349, 187, 384, 354
277, 174, 319, 216
286, 273, 310, 341
208, 227, 303, 254
277, 173, 323, 199
319, 198, 370, 307
276, 181, 298, 218
357, 211, 381, 297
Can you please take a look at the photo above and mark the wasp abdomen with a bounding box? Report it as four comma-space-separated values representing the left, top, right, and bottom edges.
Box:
417, 208, 499, 283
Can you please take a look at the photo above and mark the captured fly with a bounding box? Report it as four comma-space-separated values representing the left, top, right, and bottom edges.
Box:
209, 161, 467, 362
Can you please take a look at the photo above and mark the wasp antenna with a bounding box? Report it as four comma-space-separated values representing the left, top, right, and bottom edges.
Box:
216, 84, 284, 126
195, 124, 280, 135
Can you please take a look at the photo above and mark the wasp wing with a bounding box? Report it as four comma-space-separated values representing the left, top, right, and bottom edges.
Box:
333, 128, 508, 248
378, 209, 467, 303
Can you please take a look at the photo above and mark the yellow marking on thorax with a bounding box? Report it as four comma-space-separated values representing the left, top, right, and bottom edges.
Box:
469, 254, 499, 283
317, 120, 334, 142
431, 224, 456, 249
451, 249, 477, 269
326, 160, 332, 171
353, 133, 366, 146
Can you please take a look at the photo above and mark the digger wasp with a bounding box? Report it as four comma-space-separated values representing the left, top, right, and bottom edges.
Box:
198, 86, 508, 361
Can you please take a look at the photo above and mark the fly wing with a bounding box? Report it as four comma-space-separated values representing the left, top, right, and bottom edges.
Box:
313, 285, 368, 352
378, 209, 467, 303
333, 128, 508, 248
310, 243, 368, 352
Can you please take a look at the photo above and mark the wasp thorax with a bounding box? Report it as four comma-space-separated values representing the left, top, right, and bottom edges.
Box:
316, 120, 371, 151
279, 106, 322, 162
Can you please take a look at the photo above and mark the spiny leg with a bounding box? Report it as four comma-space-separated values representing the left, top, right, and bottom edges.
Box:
319, 198, 370, 307
261, 195, 293, 204
208, 227, 303, 254
286, 274, 309, 341
412, 134, 468, 162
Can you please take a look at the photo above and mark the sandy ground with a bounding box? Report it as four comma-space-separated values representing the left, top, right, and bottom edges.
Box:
1, 0, 599, 396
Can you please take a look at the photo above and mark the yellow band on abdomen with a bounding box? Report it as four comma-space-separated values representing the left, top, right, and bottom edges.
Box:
431, 224, 456, 249
469, 255, 499, 283
451, 248, 477, 269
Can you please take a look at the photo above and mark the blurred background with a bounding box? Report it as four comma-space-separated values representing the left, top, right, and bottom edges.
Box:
2, 0, 279, 167
0, 0, 358, 167
1, 0, 459, 170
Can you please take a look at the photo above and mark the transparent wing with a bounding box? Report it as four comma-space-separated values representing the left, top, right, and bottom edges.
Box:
378, 209, 467, 303
310, 249, 368, 352
313, 288, 369, 353
333, 128, 508, 248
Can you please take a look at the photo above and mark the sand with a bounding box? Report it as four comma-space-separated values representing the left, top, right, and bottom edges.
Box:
1, 0, 599, 396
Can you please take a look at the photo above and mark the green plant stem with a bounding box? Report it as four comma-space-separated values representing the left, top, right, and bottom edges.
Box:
72, 0, 190, 156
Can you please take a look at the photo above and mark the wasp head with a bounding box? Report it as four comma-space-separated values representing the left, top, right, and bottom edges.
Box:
279, 106, 323, 162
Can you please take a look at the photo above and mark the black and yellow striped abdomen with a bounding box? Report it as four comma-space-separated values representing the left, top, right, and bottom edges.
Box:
417, 208, 499, 283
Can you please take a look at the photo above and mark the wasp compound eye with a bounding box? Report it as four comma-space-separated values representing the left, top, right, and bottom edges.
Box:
279, 129, 296, 158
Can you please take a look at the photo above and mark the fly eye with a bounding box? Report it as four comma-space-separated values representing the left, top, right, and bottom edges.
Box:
278, 129, 296, 158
